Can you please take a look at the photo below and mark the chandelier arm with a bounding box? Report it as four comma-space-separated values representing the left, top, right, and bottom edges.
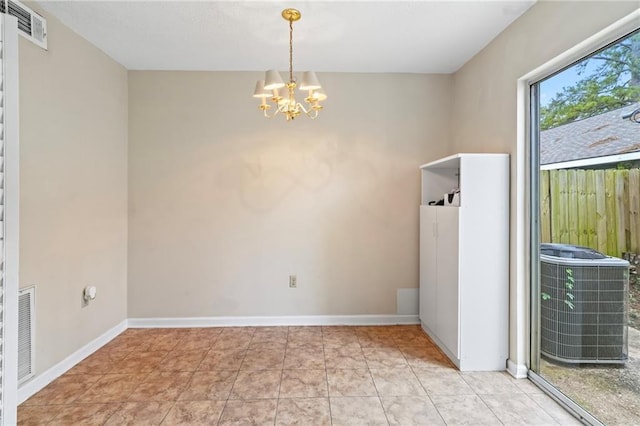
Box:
295, 102, 308, 115
262, 107, 280, 119
305, 110, 320, 119
276, 102, 289, 114
261, 100, 285, 118
294, 102, 319, 119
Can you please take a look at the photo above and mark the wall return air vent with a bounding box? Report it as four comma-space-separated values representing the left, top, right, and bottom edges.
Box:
0, 0, 47, 49
18, 286, 36, 385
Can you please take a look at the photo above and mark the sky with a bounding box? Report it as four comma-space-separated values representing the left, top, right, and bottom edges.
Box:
540, 30, 638, 107
539, 59, 603, 107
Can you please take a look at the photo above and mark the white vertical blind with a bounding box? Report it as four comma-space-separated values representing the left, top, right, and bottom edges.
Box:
0, 14, 19, 424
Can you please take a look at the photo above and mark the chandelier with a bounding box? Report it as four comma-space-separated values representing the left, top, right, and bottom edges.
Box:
252, 8, 326, 121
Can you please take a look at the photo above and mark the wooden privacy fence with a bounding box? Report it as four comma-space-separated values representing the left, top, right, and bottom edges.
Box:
540, 168, 640, 258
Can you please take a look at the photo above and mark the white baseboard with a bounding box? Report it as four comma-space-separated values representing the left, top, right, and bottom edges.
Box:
128, 314, 420, 328
507, 358, 529, 379
17, 319, 128, 404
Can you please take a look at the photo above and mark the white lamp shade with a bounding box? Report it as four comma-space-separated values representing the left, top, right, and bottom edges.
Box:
299, 71, 322, 90
264, 70, 285, 90
253, 80, 271, 98
311, 88, 327, 101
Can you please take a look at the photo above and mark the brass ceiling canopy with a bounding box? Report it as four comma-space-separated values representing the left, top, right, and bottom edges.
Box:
281, 8, 301, 22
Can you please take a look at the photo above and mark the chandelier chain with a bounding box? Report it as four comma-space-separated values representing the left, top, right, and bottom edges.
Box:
289, 18, 294, 84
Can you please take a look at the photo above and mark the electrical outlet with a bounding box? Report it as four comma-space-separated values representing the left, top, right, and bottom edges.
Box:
289, 275, 297, 288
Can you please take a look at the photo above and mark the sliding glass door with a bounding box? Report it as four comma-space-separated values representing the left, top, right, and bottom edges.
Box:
529, 30, 640, 425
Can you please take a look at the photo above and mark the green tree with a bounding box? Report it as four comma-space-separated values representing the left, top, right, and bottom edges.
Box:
540, 32, 640, 130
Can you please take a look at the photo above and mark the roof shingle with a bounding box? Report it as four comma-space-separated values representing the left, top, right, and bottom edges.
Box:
540, 103, 640, 165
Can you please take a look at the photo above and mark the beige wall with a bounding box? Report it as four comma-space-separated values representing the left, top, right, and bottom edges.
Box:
127, 72, 451, 318
19, 4, 128, 374
451, 1, 639, 367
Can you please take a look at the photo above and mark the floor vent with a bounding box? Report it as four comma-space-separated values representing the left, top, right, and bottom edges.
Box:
18, 286, 35, 384
1, 0, 47, 50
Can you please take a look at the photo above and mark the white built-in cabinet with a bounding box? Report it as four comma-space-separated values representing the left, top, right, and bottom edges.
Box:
419, 153, 509, 371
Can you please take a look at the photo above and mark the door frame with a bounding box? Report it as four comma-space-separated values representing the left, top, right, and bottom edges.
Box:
514, 8, 640, 424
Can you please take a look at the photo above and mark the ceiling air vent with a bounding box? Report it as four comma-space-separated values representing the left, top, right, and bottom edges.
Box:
2, 0, 47, 50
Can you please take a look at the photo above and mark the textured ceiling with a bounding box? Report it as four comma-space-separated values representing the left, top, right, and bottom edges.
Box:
37, 1, 536, 73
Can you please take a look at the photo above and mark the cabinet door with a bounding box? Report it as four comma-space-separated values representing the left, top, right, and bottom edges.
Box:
435, 208, 460, 358
419, 206, 437, 332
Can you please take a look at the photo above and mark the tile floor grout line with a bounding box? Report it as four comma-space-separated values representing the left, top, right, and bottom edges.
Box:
104, 402, 126, 425
409, 362, 449, 425
271, 327, 290, 426
324, 361, 334, 425
366, 343, 391, 426
475, 393, 508, 425
157, 400, 177, 425
124, 346, 195, 424
216, 375, 233, 426
322, 335, 335, 426
424, 391, 449, 425
218, 330, 251, 424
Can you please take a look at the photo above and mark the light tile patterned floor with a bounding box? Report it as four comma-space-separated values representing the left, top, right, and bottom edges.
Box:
18, 325, 581, 425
